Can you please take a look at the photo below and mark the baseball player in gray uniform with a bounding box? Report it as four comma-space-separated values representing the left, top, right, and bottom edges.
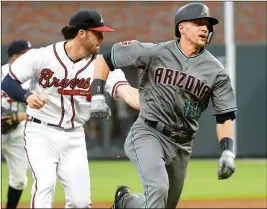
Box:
90, 3, 237, 209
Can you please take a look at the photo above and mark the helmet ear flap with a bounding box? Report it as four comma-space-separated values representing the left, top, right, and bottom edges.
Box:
206, 31, 214, 44
206, 24, 215, 44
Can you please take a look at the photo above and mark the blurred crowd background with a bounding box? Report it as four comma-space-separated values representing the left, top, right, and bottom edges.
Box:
1, 1, 266, 159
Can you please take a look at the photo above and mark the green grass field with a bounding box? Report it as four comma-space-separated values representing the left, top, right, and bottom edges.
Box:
1, 159, 266, 204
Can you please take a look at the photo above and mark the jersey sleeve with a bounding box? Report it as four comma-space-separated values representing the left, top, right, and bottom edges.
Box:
111, 40, 155, 70
9, 48, 42, 83
1, 64, 9, 79
211, 70, 237, 115
105, 68, 129, 99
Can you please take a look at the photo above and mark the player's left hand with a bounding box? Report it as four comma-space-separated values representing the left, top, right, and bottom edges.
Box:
1, 107, 20, 134
90, 95, 111, 120
217, 150, 235, 180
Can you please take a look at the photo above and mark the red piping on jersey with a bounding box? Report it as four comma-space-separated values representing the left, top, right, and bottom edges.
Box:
70, 55, 96, 128
111, 81, 129, 98
23, 118, 38, 209
9, 65, 22, 84
53, 43, 67, 127
70, 96, 75, 128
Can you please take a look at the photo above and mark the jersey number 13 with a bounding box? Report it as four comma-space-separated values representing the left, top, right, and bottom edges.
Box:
184, 100, 201, 119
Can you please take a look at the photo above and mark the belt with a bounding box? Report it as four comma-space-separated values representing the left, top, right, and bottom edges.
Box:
28, 117, 59, 128
144, 119, 193, 144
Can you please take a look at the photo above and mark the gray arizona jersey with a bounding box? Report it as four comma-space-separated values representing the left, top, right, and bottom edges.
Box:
111, 40, 237, 133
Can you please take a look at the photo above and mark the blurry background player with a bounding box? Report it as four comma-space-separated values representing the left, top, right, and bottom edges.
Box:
1, 39, 31, 209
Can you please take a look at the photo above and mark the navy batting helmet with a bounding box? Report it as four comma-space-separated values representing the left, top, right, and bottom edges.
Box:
175, 3, 219, 44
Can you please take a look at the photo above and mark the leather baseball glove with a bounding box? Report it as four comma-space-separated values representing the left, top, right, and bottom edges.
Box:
1, 107, 20, 134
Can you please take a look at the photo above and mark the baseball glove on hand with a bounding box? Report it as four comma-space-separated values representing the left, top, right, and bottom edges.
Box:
1, 107, 20, 134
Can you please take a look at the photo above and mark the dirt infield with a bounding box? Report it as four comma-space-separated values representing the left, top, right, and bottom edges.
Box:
4, 198, 265, 208
86, 199, 267, 208
90, 199, 266, 208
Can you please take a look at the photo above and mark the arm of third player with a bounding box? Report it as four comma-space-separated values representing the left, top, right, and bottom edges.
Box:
115, 85, 140, 110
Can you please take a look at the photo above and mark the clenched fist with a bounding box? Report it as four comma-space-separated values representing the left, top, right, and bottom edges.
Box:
90, 95, 111, 120
26, 93, 49, 109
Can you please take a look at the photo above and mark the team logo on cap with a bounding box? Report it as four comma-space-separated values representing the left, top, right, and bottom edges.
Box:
27, 41, 32, 48
100, 14, 104, 23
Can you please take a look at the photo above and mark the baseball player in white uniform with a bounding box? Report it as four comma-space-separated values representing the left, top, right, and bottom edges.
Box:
1, 39, 32, 209
2, 9, 139, 208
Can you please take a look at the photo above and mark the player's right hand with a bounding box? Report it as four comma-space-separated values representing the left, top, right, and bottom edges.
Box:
90, 95, 111, 120
26, 93, 49, 109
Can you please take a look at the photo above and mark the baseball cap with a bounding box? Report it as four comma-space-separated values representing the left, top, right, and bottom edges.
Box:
7, 39, 32, 57
69, 9, 115, 32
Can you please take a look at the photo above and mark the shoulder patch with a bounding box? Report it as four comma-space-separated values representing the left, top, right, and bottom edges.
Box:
120, 41, 132, 46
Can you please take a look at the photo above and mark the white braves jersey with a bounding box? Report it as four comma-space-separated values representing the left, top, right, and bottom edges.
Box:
9, 41, 129, 129
1, 63, 30, 112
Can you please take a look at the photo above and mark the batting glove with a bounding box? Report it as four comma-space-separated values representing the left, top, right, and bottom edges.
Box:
90, 95, 111, 120
218, 150, 236, 180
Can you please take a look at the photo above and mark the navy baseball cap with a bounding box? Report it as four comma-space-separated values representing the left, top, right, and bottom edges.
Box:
69, 9, 115, 32
7, 39, 31, 57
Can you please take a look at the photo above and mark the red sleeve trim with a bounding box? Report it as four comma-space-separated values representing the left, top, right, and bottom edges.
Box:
9, 65, 22, 84
111, 81, 129, 98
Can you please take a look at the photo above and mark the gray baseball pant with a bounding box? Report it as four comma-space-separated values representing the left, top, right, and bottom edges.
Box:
118, 117, 193, 208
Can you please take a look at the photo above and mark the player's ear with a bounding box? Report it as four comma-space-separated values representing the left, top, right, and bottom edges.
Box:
79, 29, 86, 37
78, 29, 87, 42
178, 23, 185, 36
78, 29, 84, 37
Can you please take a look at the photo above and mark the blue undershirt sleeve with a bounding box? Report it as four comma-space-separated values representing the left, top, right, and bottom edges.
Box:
1, 74, 28, 103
